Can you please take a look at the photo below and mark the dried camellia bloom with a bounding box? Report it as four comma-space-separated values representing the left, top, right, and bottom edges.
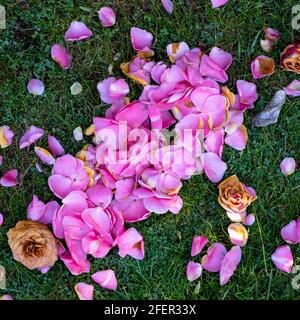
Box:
7, 220, 58, 270
280, 42, 300, 75
218, 175, 257, 214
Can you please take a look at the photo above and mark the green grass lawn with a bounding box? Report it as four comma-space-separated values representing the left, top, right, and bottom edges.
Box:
0, 0, 300, 300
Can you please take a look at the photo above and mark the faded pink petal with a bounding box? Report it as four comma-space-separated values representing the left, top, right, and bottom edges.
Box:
130, 27, 153, 51
202, 152, 227, 183
220, 246, 242, 286
97, 77, 129, 104
74, 282, 94, 300
251, 55, 275, 79
243, 214, 256, 226
86, 184, 112, 208
264, 27, 280, 41
82, 231, 112, 258
210, 0, 229, 8
64, 21, 93, 41
191, 235, 208, 257
0, 169, 18, 187
204, 129, 224, 157
27, 195, 45, 221
48, 135, 65, 156
186, 261, 202, 282
19, 126, 44, 149
166, 42, 190, 63
227, 211, 247, 223
280, 157, 296, 176
209, 47, 232, 70
98, 7, 116, 27
260, 39, 273, 53
201, 243, 227, 272
34, 147, 55, 165
228, 223, 248, 247
234, 80, 258, 111
271, 245, 293, 273
51, 44, 72, 69
225, 125, 248, 151
281, 220, 300, 244
115, 101, 148, 128
59, 250, 90, 275
27, 79, 45, 95
0, 213, 3, 226
0, 295, 13, 300
0, 126, 14, 149
114, 227, 144, 260
92, 270, 118, 291
161, 0, 173, 14
283, 80, 300, 97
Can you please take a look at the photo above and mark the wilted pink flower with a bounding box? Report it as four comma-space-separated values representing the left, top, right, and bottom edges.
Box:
191, 235, 208, 257
210, 0, 229, 8
251, 56, 275, 79
74, 282, 94, 300
98, 7, 116, 27
186, 261, 202, 282
0, 126, 14, 149
220, 246, 242, 286
271, 245, 293, 273
34, 147, 56, 165
130, 27, 153, 51
264, 27, 280, 41
51, 44, 72, 69
0, 169, 18, 187
64, 21, 93, 41
92, 270, 118, 291
48, 154, 89, 199
19, 126, 44, 149
283, 80, 300, 97
280, 157, 296, 176
161, 0, 173, 14
48, 135, 65, 156
27, 79, 45, 95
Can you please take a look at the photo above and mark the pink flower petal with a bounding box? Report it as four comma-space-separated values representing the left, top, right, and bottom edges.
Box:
82, 231, 112, 258
166, 42, 190, 63
225, 125, 248, 151
264, 27, 280, 41
251, 56, 275, 79
0, 295, 13, 300
48, 135, 65, 156
27, 195, 45, 221
115, 101, 148, 128
280, 157, 297, 176
130, 27, 153, 51
281, 220, 300, 244
0, 213, 3, 226
86, 184, 112, 209
234, 80, 258, 111
191, 235, 208, 257
260, 39, 273, 53
64, 21, 93, 41
271, 245, 293, 273
201, 243, 227, 272
186, 261, 202, 282
0, 169, 18, 187
19, 126, 44, 149
220, 246, 242, 286
92, 270, 118, 291
227, 211, 247, 223
74, 282, 94, 300
0, 126, 14, 149
161, 0, 174, 14
34, 147, 55, 165
202, 152, 227, 183
27, 79, 45, 95
204, 129, 224, 157
228, 223, 248, 247
283, 80, 300, 97
98, 7, 116, 27
59, 250, 90, 275
51, 44, 72, 69
210, 0, 229, 8
243, 214, 256, 226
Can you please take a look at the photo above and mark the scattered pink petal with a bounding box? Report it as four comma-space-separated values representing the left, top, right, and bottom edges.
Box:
271, 245, 293, 273
161, 0, 173, 14
281, 220, 300, 244
0, 126, 14, 149
130, 27, 153, 51
201, 243, 227, 272
260, 39, 273, 53
64, 21, 93, 41
228, 223, 248, 247
227, 211, 247, 223
167, 42, 189, 63
243, 214, 256, 226
51, 44, 72, 69
191, 235, 208, 257
19, 126, 44, 149
0, 295, 13, 300
283, 80, 300, 97
27, 79, 45, 95
0, 213, 3, 226
92, 270, 118, 291
98, 7, 116, 27
251, 55, 275, 79
280, 157, 296, 176
264, 27, 280, 41
74, 282, 94, 300
210, 0, 229, 8
0, 169, 18, 187
34, 147, 56, 165
225, 125, 248, 151
186, 261, 202, 282
220, 246, 242, 286
202, 152, 227, 183
48, 135, 65, 156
